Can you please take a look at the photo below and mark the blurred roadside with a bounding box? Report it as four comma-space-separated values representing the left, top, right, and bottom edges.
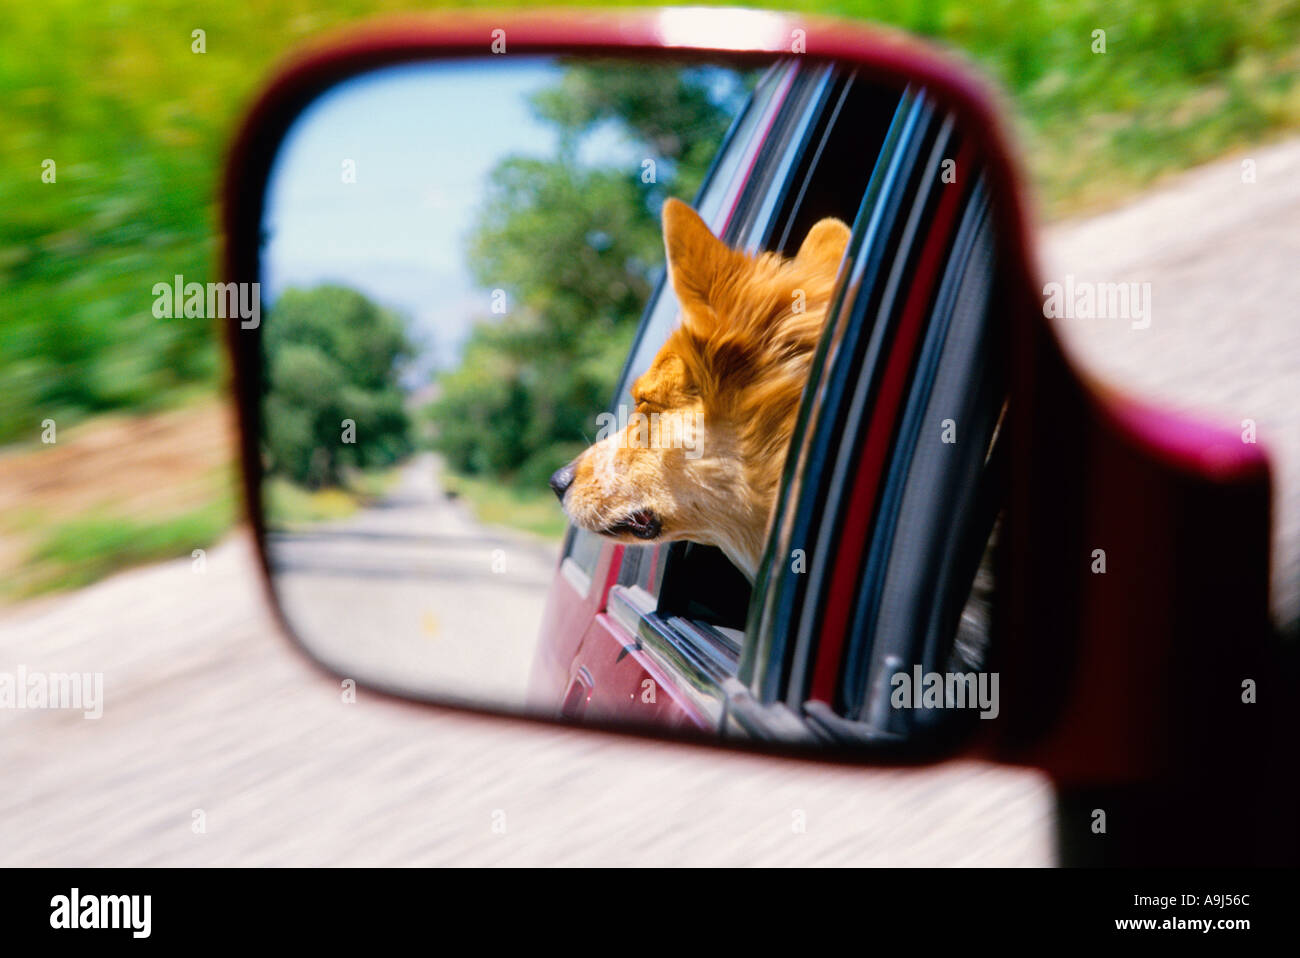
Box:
0, 400, 234, 600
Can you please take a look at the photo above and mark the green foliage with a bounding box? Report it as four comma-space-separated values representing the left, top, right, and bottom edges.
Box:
530, 61, 745, 199
264, 476, 361, 528
262, 466, 401, 529
15, 493, 234, 598
822, 0, 1300, 210
262, 285, 414, 487
468, 159, 662, 341
431, 63, 735, 486
441, 470, 572, 541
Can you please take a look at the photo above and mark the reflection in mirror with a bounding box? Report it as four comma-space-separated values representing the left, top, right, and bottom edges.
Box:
258, 55, 1004, 751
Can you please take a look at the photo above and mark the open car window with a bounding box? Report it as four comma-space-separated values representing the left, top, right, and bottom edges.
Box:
734, 90, 1004, 744
591, 62, 911, 724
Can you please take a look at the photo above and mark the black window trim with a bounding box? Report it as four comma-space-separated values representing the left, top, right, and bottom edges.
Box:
841, 183, 997, 720
785, 106, 959, 707
743, 88, 931, 703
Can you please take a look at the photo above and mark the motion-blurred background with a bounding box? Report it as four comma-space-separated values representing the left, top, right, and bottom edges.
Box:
5, 0, 1300, 601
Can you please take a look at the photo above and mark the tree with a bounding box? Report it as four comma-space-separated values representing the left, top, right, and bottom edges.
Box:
430, 62, 753, 487
262, 285, 414, 488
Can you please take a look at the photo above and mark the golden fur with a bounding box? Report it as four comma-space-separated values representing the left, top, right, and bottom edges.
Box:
556, 198, 850, 580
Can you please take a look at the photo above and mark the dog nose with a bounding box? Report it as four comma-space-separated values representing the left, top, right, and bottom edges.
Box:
549, 462, 576, 501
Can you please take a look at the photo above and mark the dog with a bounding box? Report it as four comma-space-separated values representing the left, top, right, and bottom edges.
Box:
550, 198, 850, 581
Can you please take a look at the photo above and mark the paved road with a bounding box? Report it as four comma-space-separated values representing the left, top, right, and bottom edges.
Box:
268, 454, 555, 706
2, 140, 1297, 866
0, 533, 1052, 865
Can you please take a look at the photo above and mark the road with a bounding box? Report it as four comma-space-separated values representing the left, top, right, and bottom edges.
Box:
267, 454, 555, 706
2, 139, 1297, 866
0, 530, 1052, 865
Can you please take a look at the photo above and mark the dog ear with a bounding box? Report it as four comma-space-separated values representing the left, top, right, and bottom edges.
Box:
796, 217, 851, 270
662, 198, 737, 321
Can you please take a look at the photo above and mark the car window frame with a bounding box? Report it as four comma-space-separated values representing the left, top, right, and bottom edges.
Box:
742, 88, 930, 706
600, 61, 908, 730
736, 92, 1008, 747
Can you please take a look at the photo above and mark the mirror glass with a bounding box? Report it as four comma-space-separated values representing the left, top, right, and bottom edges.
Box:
257, 55, 1004, 750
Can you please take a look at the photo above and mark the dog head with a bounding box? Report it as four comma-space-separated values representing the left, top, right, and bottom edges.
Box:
551, 198, 850, 580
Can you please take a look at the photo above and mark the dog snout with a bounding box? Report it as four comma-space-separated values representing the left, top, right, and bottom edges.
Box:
549, 461, 577, 502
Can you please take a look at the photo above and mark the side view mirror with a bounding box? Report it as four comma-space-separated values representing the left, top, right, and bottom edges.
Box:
222, 8, 1291, 864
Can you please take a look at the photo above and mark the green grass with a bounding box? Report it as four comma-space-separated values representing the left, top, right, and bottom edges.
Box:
12, 493, 236, 599
267, 457, 566, 539
267, 460, 567, 540
442, 471, 570, 541
346, 466, 404, 501
263, 477, 364, 527
263, 464, 405, 529
4, 462, 405, 600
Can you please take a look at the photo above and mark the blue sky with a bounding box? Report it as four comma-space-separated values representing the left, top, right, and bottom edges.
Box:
262, 58, 572, 375
261, 57, 748, 385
